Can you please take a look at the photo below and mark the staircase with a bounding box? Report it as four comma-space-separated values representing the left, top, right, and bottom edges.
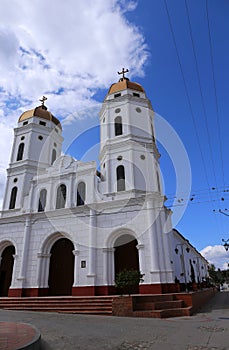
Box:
1, 291, 214, 318
132, 295, 192, 318
0, 296, 114, 316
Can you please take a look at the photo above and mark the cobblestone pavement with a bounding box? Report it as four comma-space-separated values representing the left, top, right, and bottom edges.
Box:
0, 292, 228, 350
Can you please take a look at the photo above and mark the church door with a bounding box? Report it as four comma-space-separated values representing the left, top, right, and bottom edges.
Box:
48, 238, 74, 296
0, 245, 15, 296
114, 234, 139, 292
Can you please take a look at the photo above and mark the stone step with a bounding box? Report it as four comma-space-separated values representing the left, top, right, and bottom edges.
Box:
155, 300, 184, 310
133, 307, 192, 318
134, 300, 184, 311
160, 307, 192, 318
0, 298, 112, 307
1, 304, 112, 310
0, 296, 114, 302
133, 294, 174, 303
2, 306, 112, 315
0, 296, 114, 316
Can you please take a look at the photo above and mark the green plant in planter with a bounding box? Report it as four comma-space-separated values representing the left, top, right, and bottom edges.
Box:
115, 269, 144, 295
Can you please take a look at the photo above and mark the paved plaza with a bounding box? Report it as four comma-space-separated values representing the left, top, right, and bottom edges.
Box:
0, 291, 228, 350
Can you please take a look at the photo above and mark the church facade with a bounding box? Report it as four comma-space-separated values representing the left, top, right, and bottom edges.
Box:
0, 74, 208, 297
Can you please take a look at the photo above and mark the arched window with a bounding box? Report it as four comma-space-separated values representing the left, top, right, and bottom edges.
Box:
38, 189, 47, 212
114, 116, 123, 136
116, 165, 125, 191
56, 184, 67, 209
77, 182, 86, 206
9, 187, 17, 209
16, 143, 24, 161
51, 149, 56, 165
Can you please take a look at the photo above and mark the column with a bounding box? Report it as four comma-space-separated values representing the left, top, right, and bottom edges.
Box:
102, 248, 109, 285
147, 199, 160, 282
155, 213, 166, 271
71, 174, 76, 207
28, 180, 35, 212
108, 248, 115, 285
159, 209, 174, 283
136, 244, 145, 275
37, 253, 51, 288
88, 209, 96, 278
67, 174, 74, 208
102, 247, 115, 285
18, 215, 31, 281
10, 254, 19, 288
46, 179, 54, 211
72, 249, 80, 286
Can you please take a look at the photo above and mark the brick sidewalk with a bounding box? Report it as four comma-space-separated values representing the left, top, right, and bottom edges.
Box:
0, 322, 40, 350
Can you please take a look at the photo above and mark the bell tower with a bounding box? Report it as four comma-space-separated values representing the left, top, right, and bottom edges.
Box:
99, 69, 161, 196
2, 97, 63, 213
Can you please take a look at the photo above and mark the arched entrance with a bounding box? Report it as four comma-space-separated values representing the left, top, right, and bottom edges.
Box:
114, 234, 139, 274
48, 238, 74, 296
0, 245, 15, 296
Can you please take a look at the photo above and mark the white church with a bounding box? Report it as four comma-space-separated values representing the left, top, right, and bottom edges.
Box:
0, 71, 208, 297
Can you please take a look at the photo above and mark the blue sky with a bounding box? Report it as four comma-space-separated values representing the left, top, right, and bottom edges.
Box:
0, 0, 228, 268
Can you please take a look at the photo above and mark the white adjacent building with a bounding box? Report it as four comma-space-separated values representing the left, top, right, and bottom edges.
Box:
0, 74, 208, 297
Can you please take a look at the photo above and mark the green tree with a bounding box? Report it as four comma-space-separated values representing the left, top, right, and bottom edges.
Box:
208, 265, 225, 285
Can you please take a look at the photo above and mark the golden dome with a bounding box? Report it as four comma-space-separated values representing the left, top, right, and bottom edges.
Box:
18, 105, 61, 129
107, 78, 145, 95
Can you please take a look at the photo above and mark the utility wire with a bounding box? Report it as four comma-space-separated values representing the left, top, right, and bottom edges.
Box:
163, 0, 212, 193
206, 0, 225, 189
163, 0, 222, 234
185, 0, 219, 194
1, 196, 228, 226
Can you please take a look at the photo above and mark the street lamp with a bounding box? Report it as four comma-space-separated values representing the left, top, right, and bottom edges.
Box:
222, 239, 229, 252
175, 243, 190, 292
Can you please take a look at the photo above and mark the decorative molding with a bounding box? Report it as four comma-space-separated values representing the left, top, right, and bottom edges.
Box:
37, 253, 51, 258
72, 250, 80, 256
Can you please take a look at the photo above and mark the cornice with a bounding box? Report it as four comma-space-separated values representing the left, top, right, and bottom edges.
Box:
99, 94, 153, 117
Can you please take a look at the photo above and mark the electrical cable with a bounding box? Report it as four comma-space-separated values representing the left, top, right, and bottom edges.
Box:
206, 0, 225, 189
163, 0, 223, 235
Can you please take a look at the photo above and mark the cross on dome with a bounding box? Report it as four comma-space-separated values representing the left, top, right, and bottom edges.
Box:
39, 96, 47, 106
118, 68, 129, 80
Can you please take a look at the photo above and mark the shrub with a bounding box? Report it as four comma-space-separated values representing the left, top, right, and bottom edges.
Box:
115, 269, 144, 295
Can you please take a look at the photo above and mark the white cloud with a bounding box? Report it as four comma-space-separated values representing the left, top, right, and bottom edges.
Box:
0, 0, 148, 207
200, 245, 229, 270
0, 114, 15, 209
0, 0, 148, 112
0, 26, 19, 69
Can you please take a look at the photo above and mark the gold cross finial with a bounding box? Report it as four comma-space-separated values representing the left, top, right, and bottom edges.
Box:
118, 68, 129, 79
39, 96, 47, 106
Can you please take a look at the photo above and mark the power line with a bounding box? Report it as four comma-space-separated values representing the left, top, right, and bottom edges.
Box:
165, 184, 229, 199
205, 0, 225, 188
185, 0, 219, 193
1, 190, 229, 227
163, 0, 212, 193
163, 0, 223, 234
